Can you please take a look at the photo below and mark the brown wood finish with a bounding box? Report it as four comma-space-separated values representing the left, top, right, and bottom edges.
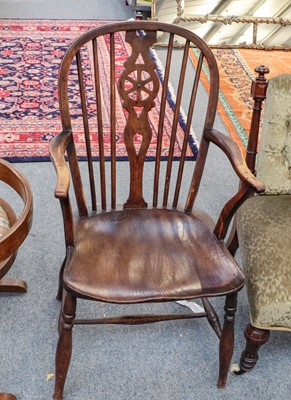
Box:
238, 323, 270, 373
245, 65, 269, 172
218, 292, 237, 388
0, 160, 33, 293
119, 30, 159, 208
50, 21, 264, 399
0, 160, 33, 400
0, 394, 16, 400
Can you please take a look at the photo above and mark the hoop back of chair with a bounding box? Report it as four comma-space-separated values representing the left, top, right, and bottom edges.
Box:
58, 21, 219, 215
256, 74, 291, 194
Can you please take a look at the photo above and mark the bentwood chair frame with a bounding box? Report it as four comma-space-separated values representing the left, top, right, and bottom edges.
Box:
0, 159, 33, 293
50, 21, 264, 399
0, 159, 33, 400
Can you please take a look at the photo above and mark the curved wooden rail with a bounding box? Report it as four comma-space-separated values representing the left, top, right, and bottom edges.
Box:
0, 393, 17, 400
0, 160, 33, 293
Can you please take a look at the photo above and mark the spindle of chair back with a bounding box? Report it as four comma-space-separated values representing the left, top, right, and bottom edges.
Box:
58, 21, 219, 216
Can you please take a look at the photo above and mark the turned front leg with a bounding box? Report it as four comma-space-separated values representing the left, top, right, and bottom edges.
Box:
53, 290, 76, 400
239, 323, 270, 372
218, 292, 237, 388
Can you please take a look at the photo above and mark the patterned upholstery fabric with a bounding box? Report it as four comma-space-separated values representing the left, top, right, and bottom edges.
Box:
238, 74, 291, 331
238, 196, 291, 331
0, 204, 10, 237
256, 74, 291, 194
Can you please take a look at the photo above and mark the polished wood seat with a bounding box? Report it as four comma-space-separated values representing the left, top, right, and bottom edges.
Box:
50, 21, 264, 399
66, 208, 244, 302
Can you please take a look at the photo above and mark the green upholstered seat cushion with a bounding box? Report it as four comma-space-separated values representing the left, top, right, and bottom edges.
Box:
0, 204, 10, 237
237, 195, 291, 331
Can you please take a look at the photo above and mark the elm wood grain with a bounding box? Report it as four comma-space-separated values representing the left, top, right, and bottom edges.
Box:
64, 208, 244, 303
0, 160, 33, 293
50, 21, 264, 399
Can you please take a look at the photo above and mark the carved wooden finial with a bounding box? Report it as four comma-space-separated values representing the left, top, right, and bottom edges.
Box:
247, 65, 270, 171
254, 65, 270, 80
251, 65, 269, 100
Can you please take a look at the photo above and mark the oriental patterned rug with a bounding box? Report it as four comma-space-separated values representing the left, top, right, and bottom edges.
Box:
190, 48, 291, 154
0, 19, 198, 162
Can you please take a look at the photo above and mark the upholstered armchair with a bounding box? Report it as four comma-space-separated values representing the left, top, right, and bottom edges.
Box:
233, 68, 291, 373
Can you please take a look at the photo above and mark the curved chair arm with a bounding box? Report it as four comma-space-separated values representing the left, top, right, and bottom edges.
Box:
50, 131, 75, 247
205, 128, 265, 193
50, 130, 72, 199
204, 128, 265, 241
0, 160, 33, 264
214, 186, 253, 241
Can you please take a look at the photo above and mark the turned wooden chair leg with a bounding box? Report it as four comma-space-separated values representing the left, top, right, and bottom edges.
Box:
218, 292, 237, 388
238, 323, 270, 373
54, 290, 76, 400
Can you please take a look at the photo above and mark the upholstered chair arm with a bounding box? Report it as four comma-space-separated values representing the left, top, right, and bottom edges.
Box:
50, 130, 72, 199
205, 128, 265, 193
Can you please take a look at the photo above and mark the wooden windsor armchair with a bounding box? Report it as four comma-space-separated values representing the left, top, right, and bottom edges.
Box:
50, 21, 264, 399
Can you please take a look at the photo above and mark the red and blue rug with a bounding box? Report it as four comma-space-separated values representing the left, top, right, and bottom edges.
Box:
0, 19, 198, 162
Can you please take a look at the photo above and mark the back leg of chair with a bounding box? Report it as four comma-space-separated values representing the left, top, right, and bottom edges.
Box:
54, 290, 76, 400
217, 292, 237, 388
